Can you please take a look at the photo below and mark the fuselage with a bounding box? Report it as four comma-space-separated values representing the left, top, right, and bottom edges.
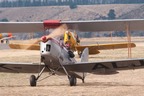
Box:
0, 33, 12, 39
40, 38, 76, 71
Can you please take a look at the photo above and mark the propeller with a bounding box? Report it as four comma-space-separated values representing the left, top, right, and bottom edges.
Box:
40, 24, 67, 43
9, 24, 68, 50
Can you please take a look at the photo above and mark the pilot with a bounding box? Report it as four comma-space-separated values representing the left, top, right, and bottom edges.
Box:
65, 41, 70, 50
64, 41, 74, 58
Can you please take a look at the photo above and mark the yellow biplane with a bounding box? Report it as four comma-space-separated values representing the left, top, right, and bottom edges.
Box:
9, 30, 135, 57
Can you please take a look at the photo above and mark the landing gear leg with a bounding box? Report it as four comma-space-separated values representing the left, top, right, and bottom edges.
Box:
78, 51, 82, 58
29, 66, 46, 87
82, 78, 85, 83
59, 59, 77, 86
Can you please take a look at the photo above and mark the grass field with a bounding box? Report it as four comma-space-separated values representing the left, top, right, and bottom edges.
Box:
0, 37, 144, 96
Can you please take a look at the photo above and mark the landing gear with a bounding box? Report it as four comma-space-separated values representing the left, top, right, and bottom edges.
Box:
29, 63, 57, 87
77, 51, 82, 58
30, 75, 37, 86
69, 75, 77, 86
78, 52, 82, 58
29, 62, 47, 87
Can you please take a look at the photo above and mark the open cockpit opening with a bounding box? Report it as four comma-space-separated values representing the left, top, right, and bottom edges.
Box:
46, 44, 51, 51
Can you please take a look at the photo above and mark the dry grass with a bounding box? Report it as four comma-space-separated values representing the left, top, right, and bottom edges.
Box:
1, 37, 144, 96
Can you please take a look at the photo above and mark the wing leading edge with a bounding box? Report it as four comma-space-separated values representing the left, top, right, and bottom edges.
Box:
1, 19, 144, 33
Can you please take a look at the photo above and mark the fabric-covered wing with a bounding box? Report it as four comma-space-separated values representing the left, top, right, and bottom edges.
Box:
1, 19, 144, 33
0, 62, 44, 73
9, 43, 40, 50
75, 42, 136, 54
64, 58, 144, 74
63, 19, 144, 32
0, 22, 44, 33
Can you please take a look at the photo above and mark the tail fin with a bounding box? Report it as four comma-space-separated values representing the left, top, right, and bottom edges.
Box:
80, 48, 89, 82
81, 48, 89, 62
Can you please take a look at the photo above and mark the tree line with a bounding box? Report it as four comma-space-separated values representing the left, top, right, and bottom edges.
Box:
0, 0, 144, 8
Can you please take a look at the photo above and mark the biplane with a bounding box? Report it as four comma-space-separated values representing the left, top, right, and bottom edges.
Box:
0, 19, 144, 86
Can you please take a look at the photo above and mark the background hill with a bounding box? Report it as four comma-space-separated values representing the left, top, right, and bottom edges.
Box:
0, 4, 143, 21
0, 0, 144, 7
0, 4, 144, 39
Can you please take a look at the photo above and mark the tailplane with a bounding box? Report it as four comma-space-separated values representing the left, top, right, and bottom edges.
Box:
81, 48, 89, 62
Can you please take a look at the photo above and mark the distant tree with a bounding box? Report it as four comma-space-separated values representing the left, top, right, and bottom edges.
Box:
84, 32, 92, 38
107, 9, 116, 19
1, 18, 9, 22
69, 2, 77, 9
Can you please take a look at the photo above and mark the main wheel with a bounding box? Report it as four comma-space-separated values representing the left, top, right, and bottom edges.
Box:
69, 75, 77, 86
30, 75, 37, 86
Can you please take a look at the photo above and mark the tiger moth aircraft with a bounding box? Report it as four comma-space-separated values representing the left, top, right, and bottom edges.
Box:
1, 19, 144, 86
8, 30, 136, 57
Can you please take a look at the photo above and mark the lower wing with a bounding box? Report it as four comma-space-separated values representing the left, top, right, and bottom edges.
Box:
9, 43, 40, 50
64, 58, 144, 74
0, 62, 44, 73
75, 42, 136, 55
9, 42, 136, 53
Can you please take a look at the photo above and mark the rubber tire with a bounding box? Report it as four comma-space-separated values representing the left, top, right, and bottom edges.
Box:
69, 75, 77, 86
30, 75, 37, 87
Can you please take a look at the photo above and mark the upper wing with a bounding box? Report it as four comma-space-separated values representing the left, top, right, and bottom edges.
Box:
0, 62, 44, 73
75, 42, 136, 54
1, 19, 144, 33
64, 19, 144, 32
64, 58, 144, 74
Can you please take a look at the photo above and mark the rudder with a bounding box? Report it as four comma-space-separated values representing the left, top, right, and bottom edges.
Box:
80, 48, 89, 83
81, 48, 89, 62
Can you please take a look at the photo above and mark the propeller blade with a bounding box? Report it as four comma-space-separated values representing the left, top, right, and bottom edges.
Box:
41, 24, 67, 42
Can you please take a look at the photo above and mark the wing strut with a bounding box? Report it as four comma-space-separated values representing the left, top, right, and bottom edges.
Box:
126, 22, 132, 58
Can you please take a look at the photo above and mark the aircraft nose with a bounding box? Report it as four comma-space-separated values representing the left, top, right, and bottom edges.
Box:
41, 36, 47, 43
41, 36, 53, 43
